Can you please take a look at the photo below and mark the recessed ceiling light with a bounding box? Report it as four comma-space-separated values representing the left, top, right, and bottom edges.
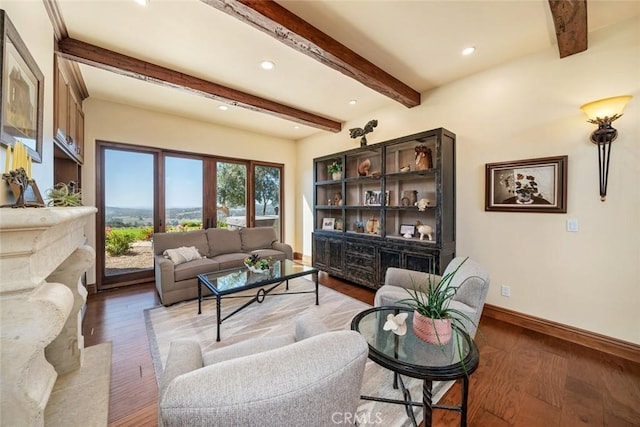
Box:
260, 60, 275, 70
134, 0, 149, 6
462, 46, 476, 56
349, 100, 357, 105
218, 105, 229, 111
293, 125, 300, 129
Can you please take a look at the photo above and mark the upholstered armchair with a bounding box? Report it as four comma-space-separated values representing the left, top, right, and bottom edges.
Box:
374, 257, 490, 338
158, 314, 368, 426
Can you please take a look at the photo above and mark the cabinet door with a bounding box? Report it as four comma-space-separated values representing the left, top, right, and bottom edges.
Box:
76, 109, 84, 162
312, 234, 343, 273
327, 239, 343, 274
68, 91, 78, 146
54, 66, 69, 144
378, 248, 402, 286
405, 252, 437, 274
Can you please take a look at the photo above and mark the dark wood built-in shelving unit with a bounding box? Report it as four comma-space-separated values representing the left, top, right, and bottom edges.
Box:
312, 128, 456, 289
53, 56, 85, 187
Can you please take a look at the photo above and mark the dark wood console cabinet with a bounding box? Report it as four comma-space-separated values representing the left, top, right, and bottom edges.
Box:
312, 128, 455, 289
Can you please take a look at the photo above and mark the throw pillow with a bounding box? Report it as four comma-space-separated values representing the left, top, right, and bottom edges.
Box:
163, 246, 203, 265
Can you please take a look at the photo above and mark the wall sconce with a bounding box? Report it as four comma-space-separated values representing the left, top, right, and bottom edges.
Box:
580, 95, 633, 201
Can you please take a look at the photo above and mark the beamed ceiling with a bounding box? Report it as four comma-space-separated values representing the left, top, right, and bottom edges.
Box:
43, 0, 640, 140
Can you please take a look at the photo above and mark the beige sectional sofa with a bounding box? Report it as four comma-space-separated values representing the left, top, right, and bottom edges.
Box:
153, 227, 293, 306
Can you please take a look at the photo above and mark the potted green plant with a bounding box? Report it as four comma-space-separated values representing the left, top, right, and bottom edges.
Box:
327, 160, 342, 180
46, 182, 82, 207
243, 254, 273, 273
398, 257, 476, 345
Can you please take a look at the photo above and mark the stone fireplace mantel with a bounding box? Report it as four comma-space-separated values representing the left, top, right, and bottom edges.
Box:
0, 206, 103, 426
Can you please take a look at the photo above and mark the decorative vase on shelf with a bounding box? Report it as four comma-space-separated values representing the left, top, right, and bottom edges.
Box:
412, 311, 452, 345
401, 190, 418, 207
332, 171, 342, 180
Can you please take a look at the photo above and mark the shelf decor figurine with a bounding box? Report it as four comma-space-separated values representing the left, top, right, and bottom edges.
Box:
366, 217, 379, 234
416, 221, 433, 241
401, 190, 418, 207
358, 158, 371, 176
416, 198, 430, 211
349, 119, 378, 147
415, 145, 433, 170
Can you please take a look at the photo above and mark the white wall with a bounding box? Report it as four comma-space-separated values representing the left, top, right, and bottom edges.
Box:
0, 1, 54, 204
296, 17, 640, 344
3, 0, 637, 344
82, 99, 297, 284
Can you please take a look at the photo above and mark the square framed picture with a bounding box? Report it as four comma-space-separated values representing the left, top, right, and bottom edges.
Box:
0, 10, 44, 163
399, 224, 415, 236
485, 155, 567, 213
322, 217, 335, 230
364, 190, 382, 206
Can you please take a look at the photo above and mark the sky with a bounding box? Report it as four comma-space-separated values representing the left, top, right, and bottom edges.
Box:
105, 149, 202, 209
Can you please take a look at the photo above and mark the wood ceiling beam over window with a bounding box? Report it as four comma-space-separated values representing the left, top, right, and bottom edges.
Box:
548, 0, 588, 58
56, 37, 342, 133
202, 0, 421, 108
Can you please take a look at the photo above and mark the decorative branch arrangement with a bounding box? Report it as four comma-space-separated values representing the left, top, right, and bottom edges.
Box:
1, 167, 44, 208
349, 119, 378, 147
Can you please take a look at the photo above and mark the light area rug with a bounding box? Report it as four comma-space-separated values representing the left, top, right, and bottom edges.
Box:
145, 278, 453, 426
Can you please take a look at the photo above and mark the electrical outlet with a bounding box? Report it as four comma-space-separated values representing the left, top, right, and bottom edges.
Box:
501, 285, 511, 297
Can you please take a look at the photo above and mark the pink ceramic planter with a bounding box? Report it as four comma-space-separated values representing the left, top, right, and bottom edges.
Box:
412, 311, 452, 345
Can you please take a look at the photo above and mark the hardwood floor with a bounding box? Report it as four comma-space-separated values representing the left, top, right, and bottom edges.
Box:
83, 273, 640, 426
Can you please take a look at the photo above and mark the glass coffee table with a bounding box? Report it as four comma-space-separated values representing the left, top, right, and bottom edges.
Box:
197, 259, 319, 341
351, 306, 479, 427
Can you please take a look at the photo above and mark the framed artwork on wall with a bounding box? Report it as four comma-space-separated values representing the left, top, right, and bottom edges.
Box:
485, 155, 568, 213
0, 10, 44, 163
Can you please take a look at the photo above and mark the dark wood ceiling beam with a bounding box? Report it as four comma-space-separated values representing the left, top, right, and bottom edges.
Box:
548, 0, 588, 58
56, 37, 342, 133
202, 0, 421, 108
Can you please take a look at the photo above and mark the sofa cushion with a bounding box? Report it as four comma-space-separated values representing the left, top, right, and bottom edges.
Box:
250, 249, 287, 261
153, 230, 209, 256
163, 246, 204, 265
207, 228, 242, 257
210, 253, 248, 270
240, 227, 277, 252
174, 259, 220, 282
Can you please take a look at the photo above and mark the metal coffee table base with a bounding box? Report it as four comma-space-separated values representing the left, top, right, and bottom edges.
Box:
198, 277, 319, 341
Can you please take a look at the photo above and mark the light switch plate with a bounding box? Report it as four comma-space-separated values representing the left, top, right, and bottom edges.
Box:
567, 219, 579, 232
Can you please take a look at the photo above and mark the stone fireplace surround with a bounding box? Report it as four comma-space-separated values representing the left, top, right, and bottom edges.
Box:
0, 207, 111, 426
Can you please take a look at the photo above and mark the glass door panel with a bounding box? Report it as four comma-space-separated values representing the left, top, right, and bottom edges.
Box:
254, 164, 282, 239
102, 148, 155, 284
165, 156, 203, 231
216, 161, 247, 229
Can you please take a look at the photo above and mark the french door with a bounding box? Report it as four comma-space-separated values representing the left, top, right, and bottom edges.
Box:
98, 143, 159, 289
96, 142, 283, 290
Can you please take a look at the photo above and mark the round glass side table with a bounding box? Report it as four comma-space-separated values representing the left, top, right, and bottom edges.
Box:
351, 306, 479, 427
